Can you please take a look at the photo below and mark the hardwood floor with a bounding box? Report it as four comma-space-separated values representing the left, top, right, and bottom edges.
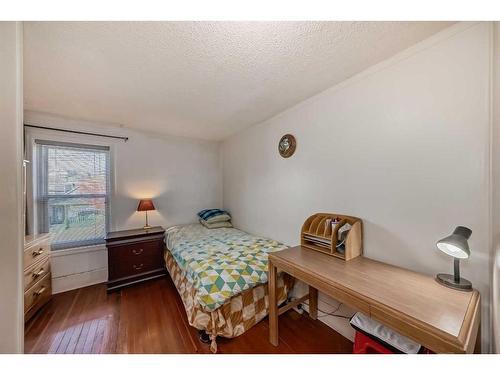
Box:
25, 275, 353, 354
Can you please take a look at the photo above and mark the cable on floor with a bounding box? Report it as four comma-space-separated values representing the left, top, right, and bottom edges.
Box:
301, 300, 355, 320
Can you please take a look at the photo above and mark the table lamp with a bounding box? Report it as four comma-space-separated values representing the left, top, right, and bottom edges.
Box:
137, 199, 155, 230
435, 226, 472, 291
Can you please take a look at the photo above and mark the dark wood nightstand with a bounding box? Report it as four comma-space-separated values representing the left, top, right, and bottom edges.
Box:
106, 226, 166, 292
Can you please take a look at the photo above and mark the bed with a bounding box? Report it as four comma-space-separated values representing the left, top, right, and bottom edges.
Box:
164, 224, 294, 352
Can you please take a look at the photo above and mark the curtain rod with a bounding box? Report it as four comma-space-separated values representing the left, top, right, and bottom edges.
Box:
24, 123, 129, 142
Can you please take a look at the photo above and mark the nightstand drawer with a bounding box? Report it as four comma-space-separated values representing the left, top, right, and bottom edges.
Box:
109, 254, 162, 280
108, 240, 161, 263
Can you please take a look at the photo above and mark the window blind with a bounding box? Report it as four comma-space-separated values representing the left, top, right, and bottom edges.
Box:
36, 140, 110, 250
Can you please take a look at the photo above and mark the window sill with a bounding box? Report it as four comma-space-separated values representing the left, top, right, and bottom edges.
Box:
50, 244, 107, 258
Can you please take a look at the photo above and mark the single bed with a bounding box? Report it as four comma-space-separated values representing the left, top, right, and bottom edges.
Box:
164, 224, 294, 352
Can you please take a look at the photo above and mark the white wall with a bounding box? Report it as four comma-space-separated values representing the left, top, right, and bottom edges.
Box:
492, 22, 500, 354
222, 22, 493, 351
0, 22, 24, 353
25, 111, 222, 293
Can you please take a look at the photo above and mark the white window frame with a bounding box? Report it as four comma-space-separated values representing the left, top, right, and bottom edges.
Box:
36, 140, 110, 250
25, 127, 117, 251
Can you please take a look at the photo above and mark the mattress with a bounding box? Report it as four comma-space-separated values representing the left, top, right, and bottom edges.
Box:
166, 224, 288, 311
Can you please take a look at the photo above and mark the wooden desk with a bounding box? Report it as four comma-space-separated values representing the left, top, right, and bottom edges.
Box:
268, 246, 481, 353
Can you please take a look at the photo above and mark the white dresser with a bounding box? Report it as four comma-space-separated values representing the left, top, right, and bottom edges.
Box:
24, 233, 52, 322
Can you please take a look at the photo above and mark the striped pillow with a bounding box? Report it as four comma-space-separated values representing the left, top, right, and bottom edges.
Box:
197, 209, 231, 223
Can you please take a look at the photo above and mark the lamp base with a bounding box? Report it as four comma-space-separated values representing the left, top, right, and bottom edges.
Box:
436, 273, 472, 291
143, 225, 153, 230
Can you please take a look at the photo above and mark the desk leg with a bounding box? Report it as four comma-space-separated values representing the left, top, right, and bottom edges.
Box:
309, 286, 318, 320
474, 321, 481, 354
268, 259, 279, 346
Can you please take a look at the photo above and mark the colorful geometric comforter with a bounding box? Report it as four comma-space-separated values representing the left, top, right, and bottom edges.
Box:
166, 224, 287, 312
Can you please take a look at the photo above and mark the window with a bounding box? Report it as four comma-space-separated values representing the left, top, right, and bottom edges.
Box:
36, 140, 110, 250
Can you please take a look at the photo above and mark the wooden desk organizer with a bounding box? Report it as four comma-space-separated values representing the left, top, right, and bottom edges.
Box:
301, 213, 363, 261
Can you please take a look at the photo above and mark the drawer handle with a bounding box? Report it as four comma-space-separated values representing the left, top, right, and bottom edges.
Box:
33, 287, 46, 297
133, 263, 144, 271
32, 268, 45, 279
132, 248, 144, 255
32, 248, 44, 257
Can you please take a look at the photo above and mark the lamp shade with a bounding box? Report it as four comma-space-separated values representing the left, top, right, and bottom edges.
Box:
436, 226, 471, 259
137, 199, 155, 212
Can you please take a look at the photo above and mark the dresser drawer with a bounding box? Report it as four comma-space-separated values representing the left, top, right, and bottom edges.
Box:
24, 273, 52, 314
24, 257, 51, 291
24, 239, 50, 269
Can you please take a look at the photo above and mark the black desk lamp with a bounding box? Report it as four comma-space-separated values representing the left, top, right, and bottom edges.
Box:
436, 226, 472, 291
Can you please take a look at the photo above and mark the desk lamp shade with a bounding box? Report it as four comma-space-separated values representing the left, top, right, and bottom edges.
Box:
436, 226, 472, 291
137, 199, 155, 229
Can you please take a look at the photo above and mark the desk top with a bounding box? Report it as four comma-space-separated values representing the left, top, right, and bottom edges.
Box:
269, 246, 480, 353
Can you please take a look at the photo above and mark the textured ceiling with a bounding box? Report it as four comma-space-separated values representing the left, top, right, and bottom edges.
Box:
24, 21, 452, 141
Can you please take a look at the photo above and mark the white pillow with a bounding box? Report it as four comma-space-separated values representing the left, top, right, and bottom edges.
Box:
204, 213, 232, 223
199, 218, 233, 229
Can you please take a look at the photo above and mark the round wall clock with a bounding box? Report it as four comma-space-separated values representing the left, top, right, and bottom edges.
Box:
278, 134, 296, 158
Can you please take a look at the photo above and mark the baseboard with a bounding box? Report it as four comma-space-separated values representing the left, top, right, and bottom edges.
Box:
52, 268, 108, 294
